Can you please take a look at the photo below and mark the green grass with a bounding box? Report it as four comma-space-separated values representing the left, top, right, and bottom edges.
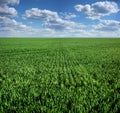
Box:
0, 38, 120, 113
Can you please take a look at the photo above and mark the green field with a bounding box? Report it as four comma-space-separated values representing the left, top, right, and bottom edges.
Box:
0, 38, 120, 113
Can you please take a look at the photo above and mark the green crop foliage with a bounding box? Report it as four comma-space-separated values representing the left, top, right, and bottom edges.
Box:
0, 38, 120, 113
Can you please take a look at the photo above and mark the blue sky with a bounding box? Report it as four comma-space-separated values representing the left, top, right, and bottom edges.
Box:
0, 0, 120, 37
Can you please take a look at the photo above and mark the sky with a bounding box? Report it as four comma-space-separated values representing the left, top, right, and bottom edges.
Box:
0, 0, 120, 37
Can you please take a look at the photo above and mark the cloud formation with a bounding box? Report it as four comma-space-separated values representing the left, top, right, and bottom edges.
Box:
0, 0, 32, 36
0, 5, 17, 17
0, 16, 27, 29
75, 1, 119, 19
0, 0, 120, 37
0, 0, 20, 5
25, 8, 76, 31
60, 12, 77, 19
44, 19, 75, 30
94, 20, 120, 31
25, 8, 59, 20
0, 0, 19, 17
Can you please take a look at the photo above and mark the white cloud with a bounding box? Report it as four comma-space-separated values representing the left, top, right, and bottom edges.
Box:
8, 0, 20, 5
0, 0, 19, 17
0, 0, 20, 5
25, 8, 59, 20
25, 8, 76, 31
0, 0, 31, 37
0, 19, 31, 37
60, 12, 77, 19
0, 1, 119, 38
44, 18, 76, 30
1, 19, 120, 37
75, 1, 119, 20
93, 19, 120, 31
0, 5, 17, 17
49, 19, 120, 37
0, 16, 31, 33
